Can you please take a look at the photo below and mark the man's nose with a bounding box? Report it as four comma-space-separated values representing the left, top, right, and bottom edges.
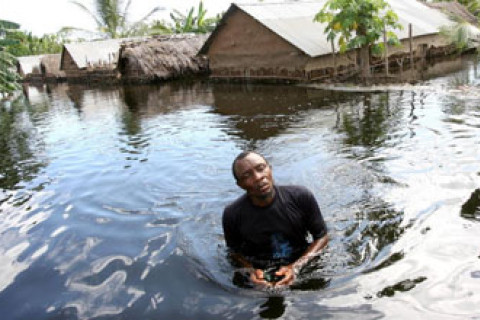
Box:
253, 170, 264, 181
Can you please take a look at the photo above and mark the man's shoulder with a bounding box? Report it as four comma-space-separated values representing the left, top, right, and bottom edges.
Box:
277, 185, 317, 206
223, 193, 249, 216
277, 185, 312, 197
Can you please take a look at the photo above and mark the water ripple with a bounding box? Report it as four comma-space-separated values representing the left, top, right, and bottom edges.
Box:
2, 67, 480, 318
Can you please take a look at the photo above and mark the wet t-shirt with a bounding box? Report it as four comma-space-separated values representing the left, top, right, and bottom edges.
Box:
222, 185, 327, 268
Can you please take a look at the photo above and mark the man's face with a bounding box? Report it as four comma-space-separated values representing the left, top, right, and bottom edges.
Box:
234, 153, 274, 200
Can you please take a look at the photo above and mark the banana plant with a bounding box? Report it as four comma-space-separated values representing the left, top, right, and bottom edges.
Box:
0, 20, 20, 48
168, 1, 220, 34
0, 51, 21, 96
0, 19, 21, 97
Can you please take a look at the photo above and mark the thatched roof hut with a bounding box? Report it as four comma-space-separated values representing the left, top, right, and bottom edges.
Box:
40, 54, 65, 82
118, 34, 209, 83
60, 38, 137, 83
17, 55, 43, 81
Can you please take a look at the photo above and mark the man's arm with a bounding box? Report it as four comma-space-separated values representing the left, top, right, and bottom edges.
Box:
275, 233, 329, 286
229, 252, 271, 286
223, 208, 270, 286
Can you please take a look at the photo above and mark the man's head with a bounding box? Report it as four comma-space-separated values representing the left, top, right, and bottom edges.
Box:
232, 151, 275, 204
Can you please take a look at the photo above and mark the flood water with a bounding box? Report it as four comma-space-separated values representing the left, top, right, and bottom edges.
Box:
1, 56, 480, 319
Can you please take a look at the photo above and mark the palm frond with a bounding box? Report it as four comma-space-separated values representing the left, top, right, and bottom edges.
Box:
70, 0, 104, 28
59, 26, 100, 38
0, 19, 20, 30
122, 0, 134, 24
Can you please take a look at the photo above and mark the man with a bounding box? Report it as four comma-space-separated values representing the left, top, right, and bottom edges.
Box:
223, 151, 329, 287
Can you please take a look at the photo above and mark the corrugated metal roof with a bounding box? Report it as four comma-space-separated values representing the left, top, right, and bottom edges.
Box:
232, 0, 458, 57
63, 39, 126, 69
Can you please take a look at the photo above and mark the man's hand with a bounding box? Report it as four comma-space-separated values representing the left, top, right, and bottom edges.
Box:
274, 265, 296, 286
273, 234, 329, 287
249, 268, 271, 286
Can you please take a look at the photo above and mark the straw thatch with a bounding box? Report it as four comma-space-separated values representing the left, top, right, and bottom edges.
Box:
40, 54, 65, 81
118, 34, 209, 82
425, 2, 479, 26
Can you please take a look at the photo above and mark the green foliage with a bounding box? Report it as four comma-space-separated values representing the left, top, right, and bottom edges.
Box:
0, 20, 20, 31
0, 51, 21, 95
65, 0, 162, 39
149, 20, 172, 35
463, 0, 480, 15
3, 31, 66, 56
0, 19, 21, 96
433, 0, 480, 17
151, 1, 221, 35
314, 0, 402, 54
429, 1, 480, 52
440, 20, 478, 52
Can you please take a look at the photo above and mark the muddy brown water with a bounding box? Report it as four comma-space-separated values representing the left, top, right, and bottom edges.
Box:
0, 56, 479, 319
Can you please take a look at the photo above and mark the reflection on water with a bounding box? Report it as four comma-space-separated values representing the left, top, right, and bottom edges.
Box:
337, 93, 405, 152
0, 56, 480, 319
461, 189, 480, 221
0, 98, 47, 193
212, 83, 354, 149
258, 297, 286, 319
375, 276, 427, 298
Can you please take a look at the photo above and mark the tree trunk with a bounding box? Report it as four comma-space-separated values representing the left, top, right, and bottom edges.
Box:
360, 44, 370, 83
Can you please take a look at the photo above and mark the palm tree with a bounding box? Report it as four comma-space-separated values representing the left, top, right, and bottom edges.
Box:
63, 0, 163, 39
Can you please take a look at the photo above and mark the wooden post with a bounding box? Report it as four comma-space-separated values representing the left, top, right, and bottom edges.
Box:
331, 39, 336, 77
396, 57, 404, 81
384, 24, 389, 78
409, 23, 414, 71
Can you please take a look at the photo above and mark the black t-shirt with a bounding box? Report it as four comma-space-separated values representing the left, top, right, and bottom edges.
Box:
222, 185, 327, 268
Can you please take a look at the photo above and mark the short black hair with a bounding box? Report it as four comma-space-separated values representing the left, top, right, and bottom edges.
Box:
231, 151, 268, 181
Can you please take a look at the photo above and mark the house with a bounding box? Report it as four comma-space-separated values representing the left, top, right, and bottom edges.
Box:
60, 39, 126, 83
199, 0, 464, 82
40, 54, 65, 82
118, 34, 209, 83
17, 54, 67, 83
17, 55, 44, 82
